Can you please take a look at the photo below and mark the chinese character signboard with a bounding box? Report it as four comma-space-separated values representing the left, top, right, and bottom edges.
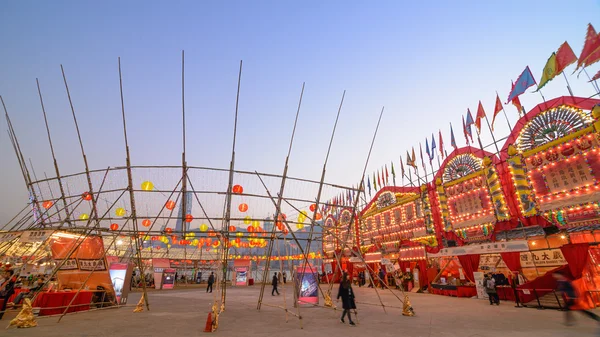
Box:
520, 249, 566, 268
20, 230, 53, 243
49, 235, 115, 298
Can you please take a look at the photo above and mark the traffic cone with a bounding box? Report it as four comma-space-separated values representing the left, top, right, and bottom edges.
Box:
204, 312, 213, 332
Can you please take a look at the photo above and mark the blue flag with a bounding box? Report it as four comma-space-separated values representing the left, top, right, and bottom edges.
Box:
506, 66, 537, 103
465, 109, 474, 142
450, 123, 457, 149
430, 133, 436, 161
425, 138, 431, 163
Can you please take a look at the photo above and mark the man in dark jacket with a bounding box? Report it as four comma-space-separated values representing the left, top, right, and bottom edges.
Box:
207, 272, 215, 293
272, 272, 280, 296
0, 270, 16, 320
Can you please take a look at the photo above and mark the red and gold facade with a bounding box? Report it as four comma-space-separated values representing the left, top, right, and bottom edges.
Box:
502, 97, 600, 231
435, 148, 512, 244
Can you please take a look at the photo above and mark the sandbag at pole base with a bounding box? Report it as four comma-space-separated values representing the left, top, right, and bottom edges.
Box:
8, 298, 37, 328
402, 295, 415, 317
133, 294, 145, 313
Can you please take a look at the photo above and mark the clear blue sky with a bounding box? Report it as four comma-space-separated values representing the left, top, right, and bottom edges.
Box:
1, 0, 599, 226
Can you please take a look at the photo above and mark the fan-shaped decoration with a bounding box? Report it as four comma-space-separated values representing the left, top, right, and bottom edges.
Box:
443, 154, 483, 182
516, 105, 592, 153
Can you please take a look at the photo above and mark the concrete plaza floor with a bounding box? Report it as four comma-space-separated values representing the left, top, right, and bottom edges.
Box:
3, 284, 600, 336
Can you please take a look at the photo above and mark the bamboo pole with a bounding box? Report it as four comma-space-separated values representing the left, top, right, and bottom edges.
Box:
117, 57, 150, 310
256, 82, 306, 331
36, 79, 71, 226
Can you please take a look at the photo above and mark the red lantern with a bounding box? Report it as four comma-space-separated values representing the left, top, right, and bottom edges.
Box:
82, 192, 92, 201
315, 213, 322, 220
155, 246, 161, 250
233, 184, 244, 194
247, 226, 254, 233
179, 240, 186, 245
151, 236, 158, 241
165, 227, 173, 234
142, 219, 151, 227
110, 223, 119, 231
238, 203, 248, 212
229, 225, 236, 232
42, 201, 53, 209
309, 204, 316, 212
185, 214, 193, 223
165, 200, 176, 210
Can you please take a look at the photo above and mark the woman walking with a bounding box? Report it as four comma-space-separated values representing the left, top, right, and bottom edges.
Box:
337, 272, 356, 326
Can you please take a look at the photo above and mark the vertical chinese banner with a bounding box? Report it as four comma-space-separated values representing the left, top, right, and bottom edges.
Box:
50, 233, 116, 298
152, 258, 171, 289
295, 266, 319, 305
108, 262, 134, 304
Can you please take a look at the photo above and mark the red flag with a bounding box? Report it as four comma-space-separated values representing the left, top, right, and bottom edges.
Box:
590, 69, 600, 82
574, 24, 600, 73
556, 41, 578, 74
377, 169, 381, 188
385, 165, 389, 185
438, 130, 444, 159
492, 94, 502, 131
475, 101, 486, 134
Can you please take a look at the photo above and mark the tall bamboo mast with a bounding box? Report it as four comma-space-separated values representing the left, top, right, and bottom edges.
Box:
117, 57, 150, 309
60, 65, 101, 230
221, 60, 243, 309
299, 90, 345, 297
1, 96, 45, 227
256, 82, 305, 312
36, 79, 71, 226
180, 50, 189, 288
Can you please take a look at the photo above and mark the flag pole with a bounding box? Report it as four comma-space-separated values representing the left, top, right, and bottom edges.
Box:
483, 115, 501, 155
561, 72, 574, 96
582, 68, 600, 94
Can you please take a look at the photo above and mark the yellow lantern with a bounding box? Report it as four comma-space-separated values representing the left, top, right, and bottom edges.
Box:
141, 181, 154, 191
79, 213, 89, 221
236, 232, 243, 237
167, 244, 172, 248
252, 220, 260, 228
199, 224, 208, 232
296, 223, 304, 230
115, 208, 126, 217
186, 232, 196, 239
243, 216, 252, 225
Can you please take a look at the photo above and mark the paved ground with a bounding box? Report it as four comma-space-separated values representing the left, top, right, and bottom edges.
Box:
3, 284, 600, 336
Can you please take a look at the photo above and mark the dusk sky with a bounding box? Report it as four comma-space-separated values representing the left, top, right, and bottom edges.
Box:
1, 1, 599, 226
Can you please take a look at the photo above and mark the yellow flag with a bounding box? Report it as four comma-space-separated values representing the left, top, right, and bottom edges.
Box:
536, 52, 557, 91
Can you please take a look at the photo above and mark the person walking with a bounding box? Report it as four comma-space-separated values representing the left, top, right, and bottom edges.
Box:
207, 272, 215, 293
337, 272, 356, 326
272, 272, 280, 296
378, 268, 386, 289
283, 271, 287, 284
553, 270, 599, 325
484, 273, 499, 305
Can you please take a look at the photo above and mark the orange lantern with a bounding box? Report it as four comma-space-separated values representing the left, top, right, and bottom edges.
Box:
309, 204, 316, 212
315, 213, 322, 220
238, 203, 248, 212
229, 225, 236, 232
142, 219, 151, 227
185, 214, 193, 223
165, 200, 176, 210
82, 192, 92, 201
165, 227, 173, 234
232, 184, 244, 194
42, 201, 53, 209
110, 223, 119, 231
